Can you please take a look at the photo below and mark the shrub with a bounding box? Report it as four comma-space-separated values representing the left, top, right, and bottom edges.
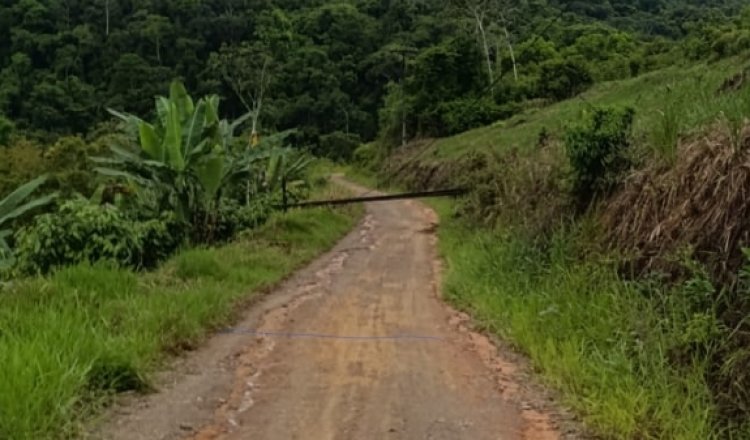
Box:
0, 138, 46, 198
711, 30, 750, 59
196, 197, 273, 244
565, 106, 635, 205
318, 131, 362, 162
136, 214, 186, 269
537, 59, 594, 101
43, 136, 106, 197
14, 199, 183, 274
436, 98, 519, 136
353, 143, 380, 171
649, 87, 683, 164
0, 136, 105, 200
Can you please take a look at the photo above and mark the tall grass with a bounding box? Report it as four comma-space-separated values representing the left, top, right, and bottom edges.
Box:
433, 200, 721, 439
718, 83, 750, 150
648, 85, 684, 164
645, 71, 750, 159
0, 202, 360, 439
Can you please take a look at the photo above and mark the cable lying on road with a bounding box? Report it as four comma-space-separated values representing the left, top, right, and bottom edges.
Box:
219, 328, 444, 342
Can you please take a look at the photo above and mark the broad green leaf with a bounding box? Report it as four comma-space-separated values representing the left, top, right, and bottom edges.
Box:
170, 80, 195, 121
266, 150, 282, 190
164, 102, 185, 171
106, 108, 139, 124
156, 96, 171, 127
185, 139, 210, 164
138, 122, 163, 161
184, 100, 207, 154
0, 176, 48, 222
108, 144, 142, 162
195, 150, 225, 198
229, 111, 254, 136
94, 167, 150, 185
218, 120, 231, 151
287, 155, 313, 178
0, 193, 57, 226
204, 95, 220, 127
106, 108, 141, 138
141, 159, 172, 169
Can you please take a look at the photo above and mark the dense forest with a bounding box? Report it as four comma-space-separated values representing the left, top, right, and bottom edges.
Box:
0, 0, 747, 155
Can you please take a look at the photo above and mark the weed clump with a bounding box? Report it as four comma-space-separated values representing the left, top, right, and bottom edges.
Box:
604, 124, 750, 281
565, 106, 635, 206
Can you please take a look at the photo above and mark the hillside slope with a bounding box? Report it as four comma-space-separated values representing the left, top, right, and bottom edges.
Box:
366, 54, 750, 438
413, 56, 748, 160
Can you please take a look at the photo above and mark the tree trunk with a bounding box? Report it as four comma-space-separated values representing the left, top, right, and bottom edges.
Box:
473, 9, 495, 95
251, 111, 259, 137
496, 36, 503, 78
156, 37, 161, 64
250, 57, 270, 145
502, 25, 518, 82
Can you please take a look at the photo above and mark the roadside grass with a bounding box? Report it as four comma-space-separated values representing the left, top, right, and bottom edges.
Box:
339, 168, 734, 438
0, 186, 361, 439
433, 203, 719, 439
352, 53, 750, 439
431, 56, 750, 160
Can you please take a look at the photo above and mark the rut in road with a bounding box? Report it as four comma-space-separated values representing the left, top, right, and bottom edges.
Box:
99, 179, 565, 440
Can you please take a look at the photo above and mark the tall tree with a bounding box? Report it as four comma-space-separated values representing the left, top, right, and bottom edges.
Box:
453, 0, 521, 94
209, 43, 274, 143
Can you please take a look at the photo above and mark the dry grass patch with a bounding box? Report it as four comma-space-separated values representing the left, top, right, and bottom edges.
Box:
605, 123, 750, 282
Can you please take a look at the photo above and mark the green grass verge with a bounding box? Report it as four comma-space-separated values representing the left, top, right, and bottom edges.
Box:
339, 167, 729, 437
0, 202, 361, 439
432, 199, 722, 439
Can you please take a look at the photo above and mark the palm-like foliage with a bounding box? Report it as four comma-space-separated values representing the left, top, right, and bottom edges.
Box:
94, 81, 314, 243
264, 148, 313, 192
93, 81, 264, 222
249, 130, 313, 194
0, 176, 56, 268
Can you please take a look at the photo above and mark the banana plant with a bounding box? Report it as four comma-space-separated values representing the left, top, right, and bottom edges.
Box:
93, 80, 256, 222
0, 176, 56, 268
247, 129, 312, 194
264, 148, 313, 192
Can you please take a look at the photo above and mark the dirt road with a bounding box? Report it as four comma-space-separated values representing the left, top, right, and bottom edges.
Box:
98, 179, 564, 440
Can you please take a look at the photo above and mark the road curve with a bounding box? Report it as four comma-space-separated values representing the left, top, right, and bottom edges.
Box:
98, 178, 559, 440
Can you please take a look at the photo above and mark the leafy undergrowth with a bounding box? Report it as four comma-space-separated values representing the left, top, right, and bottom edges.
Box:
433, 201, 724, 439
0, 190, 361, 439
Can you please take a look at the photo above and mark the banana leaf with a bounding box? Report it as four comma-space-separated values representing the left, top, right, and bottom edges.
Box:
0, 176, 56, 226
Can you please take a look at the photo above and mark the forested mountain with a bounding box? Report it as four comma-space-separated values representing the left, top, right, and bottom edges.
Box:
0, 0, 747, 155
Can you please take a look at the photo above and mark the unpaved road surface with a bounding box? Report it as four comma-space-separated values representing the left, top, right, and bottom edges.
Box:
97, 179, 566, 440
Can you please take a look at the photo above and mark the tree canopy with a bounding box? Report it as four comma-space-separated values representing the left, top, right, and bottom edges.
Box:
0, 0, 746, 153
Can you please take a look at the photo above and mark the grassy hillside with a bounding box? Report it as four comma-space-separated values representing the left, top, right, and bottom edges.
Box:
364, 53, 750, 438
429, 55, 750, 159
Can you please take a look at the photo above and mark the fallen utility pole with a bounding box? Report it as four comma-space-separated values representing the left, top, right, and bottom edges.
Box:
282, 188, 468, 210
